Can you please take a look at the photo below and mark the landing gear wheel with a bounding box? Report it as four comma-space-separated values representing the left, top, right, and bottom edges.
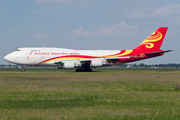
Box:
76, 69, 79, 72
75, 68, 92, 72
21, 69, 25, 72
21, 66, 25, 72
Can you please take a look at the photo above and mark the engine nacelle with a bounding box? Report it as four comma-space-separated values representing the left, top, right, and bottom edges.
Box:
91, 60, 103, 67
63, 62, 75, 69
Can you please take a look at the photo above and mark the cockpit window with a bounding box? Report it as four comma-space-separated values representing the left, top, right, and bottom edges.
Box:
15, 48, 20, 51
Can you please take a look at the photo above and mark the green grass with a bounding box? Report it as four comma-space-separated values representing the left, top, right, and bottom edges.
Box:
0, 68, 180, 119
1, 67, 180, 72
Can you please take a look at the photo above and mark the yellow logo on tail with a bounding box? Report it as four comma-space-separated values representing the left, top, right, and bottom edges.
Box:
140, 31, 162, 49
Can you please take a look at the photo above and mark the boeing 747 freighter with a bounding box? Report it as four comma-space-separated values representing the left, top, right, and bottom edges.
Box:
4, 27, 172, 72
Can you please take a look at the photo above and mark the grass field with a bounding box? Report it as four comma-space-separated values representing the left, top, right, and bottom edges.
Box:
0, 68, 180, 120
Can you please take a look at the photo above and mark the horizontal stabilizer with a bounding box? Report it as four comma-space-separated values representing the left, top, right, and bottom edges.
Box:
146, 50, 173, 55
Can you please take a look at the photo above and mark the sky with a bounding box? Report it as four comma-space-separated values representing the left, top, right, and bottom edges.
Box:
1, 0, 180, 64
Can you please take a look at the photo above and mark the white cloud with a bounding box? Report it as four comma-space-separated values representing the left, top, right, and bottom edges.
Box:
153, 4, 180, 17
8, 28, 26, 32
9, 28, 19, 31
9, 28, 21, 31
58, 31, 63, 34
73, 21, 139, 36
129, 4, 180, 18
73, 27, 99, 36
34, 0, 70, 4
32, 33, 48, 39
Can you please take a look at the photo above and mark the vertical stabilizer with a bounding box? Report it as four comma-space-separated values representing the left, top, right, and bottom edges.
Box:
134, 27, 168, 52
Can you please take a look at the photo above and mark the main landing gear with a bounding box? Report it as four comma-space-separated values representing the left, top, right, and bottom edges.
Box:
76, 68, 92, 72
21, 66, 25, 72
76, 64, 93, 72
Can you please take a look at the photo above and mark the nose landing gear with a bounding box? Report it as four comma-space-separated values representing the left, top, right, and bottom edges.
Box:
21, 66, 25, 72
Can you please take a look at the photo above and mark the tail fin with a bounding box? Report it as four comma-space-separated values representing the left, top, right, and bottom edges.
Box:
134, 27, 168, 52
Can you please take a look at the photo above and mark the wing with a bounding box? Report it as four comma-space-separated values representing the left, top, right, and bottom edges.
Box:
54, 56, 131, 69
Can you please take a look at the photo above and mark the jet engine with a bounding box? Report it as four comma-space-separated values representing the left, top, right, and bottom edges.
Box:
91, 60, 103, 67
63, 61, 75, 69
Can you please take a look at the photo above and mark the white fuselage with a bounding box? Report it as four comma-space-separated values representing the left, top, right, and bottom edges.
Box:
4, 47, 121, 66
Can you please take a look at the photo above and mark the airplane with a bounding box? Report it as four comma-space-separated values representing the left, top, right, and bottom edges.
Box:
4, 27, 173, 72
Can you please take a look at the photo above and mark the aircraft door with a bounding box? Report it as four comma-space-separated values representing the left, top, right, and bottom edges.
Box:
26, 51, 33, 60
26, 55, 30, 60
40, 48, 52, 65
26, 49, 41, 65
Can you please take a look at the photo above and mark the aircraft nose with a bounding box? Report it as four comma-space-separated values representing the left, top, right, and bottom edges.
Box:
4, 55, 9, 61
4, 54, 14, 63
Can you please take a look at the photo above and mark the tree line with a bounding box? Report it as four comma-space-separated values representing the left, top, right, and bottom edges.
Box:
118, 63, 180, 68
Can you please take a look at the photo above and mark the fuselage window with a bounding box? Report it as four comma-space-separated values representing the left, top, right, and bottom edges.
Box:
31, 50, 40, 52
